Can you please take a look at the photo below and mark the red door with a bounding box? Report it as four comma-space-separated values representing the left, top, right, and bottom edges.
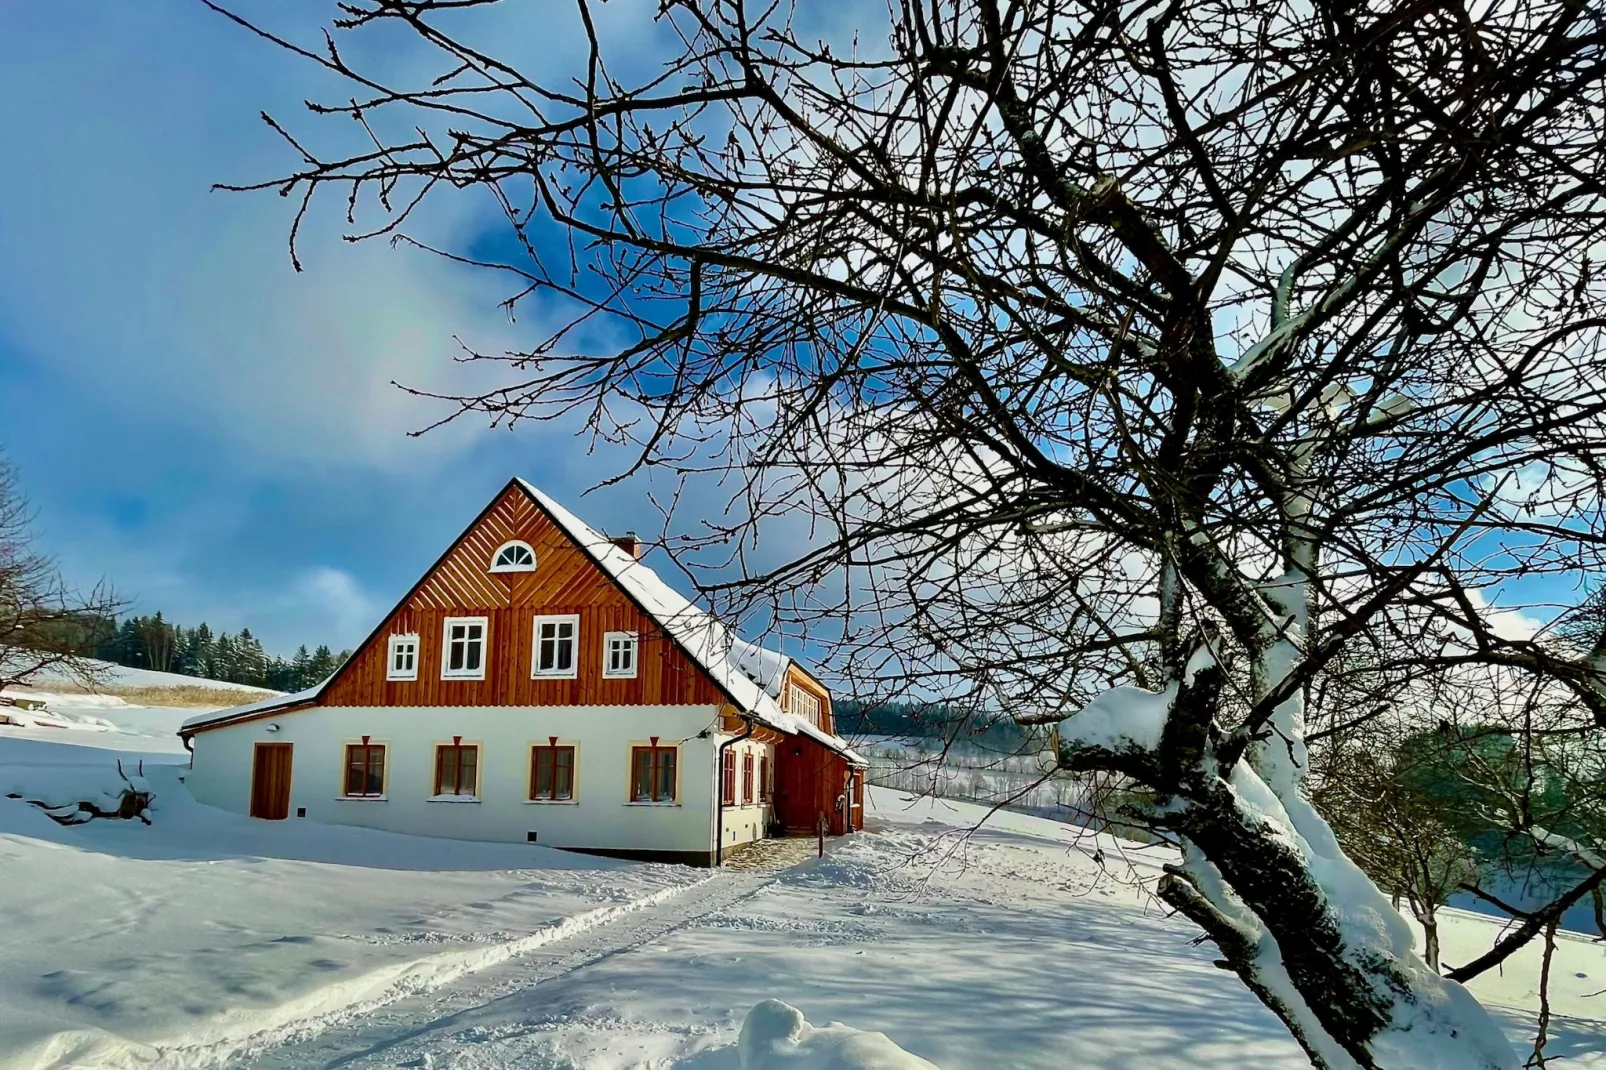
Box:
774, 742, 816, 833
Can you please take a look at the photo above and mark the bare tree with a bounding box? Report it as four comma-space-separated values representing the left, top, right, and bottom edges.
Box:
215, 0, 1606, 1065
1305, 608, 1606, 982
1313, 730, 1480, 973
0, 452, 119, 692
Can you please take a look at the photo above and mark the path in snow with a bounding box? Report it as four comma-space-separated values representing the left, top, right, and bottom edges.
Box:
240, 869, 784, 1069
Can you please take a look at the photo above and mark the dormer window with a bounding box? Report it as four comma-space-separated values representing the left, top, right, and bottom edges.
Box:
490, 540, 536, 573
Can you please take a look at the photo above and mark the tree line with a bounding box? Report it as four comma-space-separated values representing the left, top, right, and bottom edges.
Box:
91, 612, 350, 693
835, 698, 1039, 752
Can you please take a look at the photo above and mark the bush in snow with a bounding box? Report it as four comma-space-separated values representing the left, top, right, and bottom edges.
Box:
4, 758, 153, 826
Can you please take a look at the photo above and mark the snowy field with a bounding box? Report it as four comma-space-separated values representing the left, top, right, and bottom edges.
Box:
1, 692, 1603, 1069
1, 659, 278, 742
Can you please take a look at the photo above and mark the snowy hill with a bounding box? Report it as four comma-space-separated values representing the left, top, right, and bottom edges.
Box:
1, 663, 277, 749
28, 659, 283, 694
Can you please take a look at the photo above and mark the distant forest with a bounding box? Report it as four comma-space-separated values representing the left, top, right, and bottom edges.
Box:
92, 613, 351, 693
833, 697, 1041, 750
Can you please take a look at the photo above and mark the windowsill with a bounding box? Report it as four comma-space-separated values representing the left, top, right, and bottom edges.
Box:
386, 677, 417, 683
624, 801, 680, 807
531, 673, 579, 681
601, 673, 638, 680
427, 794, 481, 804
337, 795, 388, 802
524, 798, 579, 805
441, 675, 487, 682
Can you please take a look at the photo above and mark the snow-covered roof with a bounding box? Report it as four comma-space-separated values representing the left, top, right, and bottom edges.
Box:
520, 482, 864, 765
179, 480, 865, 766
728, 637, 792, 698
179, 682, 324, 734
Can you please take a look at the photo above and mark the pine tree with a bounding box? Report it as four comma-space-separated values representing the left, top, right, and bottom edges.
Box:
176, 622, 214, 677
307, 644, 337, 685
289, 645, 312, 690
139, 612, 176, 673
234, 628, 268, 687
93, 615, 127, 665
112, 617, 142, 667
211, 632, 238, 684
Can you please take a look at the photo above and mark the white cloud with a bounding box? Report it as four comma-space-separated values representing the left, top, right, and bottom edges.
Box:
0, 4, 530, 479
276, 567, 381, 651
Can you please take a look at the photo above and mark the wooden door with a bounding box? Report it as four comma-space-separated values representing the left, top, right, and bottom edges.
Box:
774, 741, 823, 833
250, 742, 293, 820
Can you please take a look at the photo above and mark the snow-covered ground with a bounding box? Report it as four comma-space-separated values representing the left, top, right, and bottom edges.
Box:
0, 695, 699, 1070
2, 693, 1603, 1069
0, 692, 200, 747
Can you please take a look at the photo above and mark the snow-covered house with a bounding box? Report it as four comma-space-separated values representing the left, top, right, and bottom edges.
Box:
178, 479, 866, 865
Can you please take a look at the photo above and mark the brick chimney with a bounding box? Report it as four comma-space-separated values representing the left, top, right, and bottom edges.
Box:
611, 531, 642, 559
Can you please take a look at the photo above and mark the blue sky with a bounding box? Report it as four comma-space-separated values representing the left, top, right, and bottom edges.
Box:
0, 2, 685, 655
1, 3, 1565, 670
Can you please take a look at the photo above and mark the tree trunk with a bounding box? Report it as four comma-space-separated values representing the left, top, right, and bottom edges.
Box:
1163, 781, 1396, 1068
1423, 915, 1441, 976
1408, 897, 1442, 974
1064, 669, 1518, 1069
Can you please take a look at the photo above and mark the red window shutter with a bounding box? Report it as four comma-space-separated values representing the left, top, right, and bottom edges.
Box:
722, 750, 736, 806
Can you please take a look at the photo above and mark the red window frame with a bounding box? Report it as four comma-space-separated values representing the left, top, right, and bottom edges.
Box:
759, 755, 769, 800
344, 743, 386, 797
742, 752, 755, 805
530, 743, 576, 800
434, 741, 479, 796
632, 745, 677, 802
721, 749, 737, 806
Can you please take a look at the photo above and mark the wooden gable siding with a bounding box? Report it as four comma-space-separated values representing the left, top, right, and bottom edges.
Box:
780, 663, 834, 734
321, 483, 727, 709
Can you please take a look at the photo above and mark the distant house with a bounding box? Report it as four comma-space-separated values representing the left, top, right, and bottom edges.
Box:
178, 479, 866, 865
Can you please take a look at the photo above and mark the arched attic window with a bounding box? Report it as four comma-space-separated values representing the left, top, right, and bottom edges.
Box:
489, 540, 536, 573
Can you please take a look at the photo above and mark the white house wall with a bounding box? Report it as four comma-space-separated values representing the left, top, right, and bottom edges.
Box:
186, 704, 776, 860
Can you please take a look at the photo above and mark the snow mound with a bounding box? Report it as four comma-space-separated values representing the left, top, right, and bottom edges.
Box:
738, 999, 938, 1070
1061, 682, 1174, 753
1, 754, 149, 811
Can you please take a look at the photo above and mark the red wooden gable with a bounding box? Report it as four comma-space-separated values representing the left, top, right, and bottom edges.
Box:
320, 482, 729, 709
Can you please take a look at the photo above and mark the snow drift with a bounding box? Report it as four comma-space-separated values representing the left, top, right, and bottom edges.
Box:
738, 999, 938, 1069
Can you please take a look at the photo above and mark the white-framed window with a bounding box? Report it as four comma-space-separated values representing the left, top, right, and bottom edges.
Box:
789, 684, 821, 726
532, 614, 580, 678
442, 616, 488, 680
603, 631, 638, 678
386, 634, 419, 681
489, 540, 536, 573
